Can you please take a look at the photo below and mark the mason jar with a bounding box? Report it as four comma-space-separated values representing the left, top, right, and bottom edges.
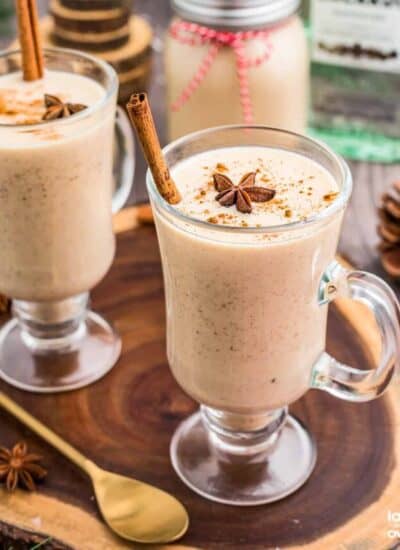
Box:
165, 0, 309, 140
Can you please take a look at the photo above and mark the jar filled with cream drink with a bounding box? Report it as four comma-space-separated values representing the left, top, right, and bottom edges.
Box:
165, 0, 309, 140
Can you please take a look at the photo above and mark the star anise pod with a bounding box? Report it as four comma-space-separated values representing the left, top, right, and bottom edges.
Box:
42, 94, 87, 121
377, 181, 400, 279
214, 172, 276, 214
0, 442, 47, 492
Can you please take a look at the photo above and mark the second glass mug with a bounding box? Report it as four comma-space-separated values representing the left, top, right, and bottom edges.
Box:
0, 48, 135, 393
147, 125, 400, 506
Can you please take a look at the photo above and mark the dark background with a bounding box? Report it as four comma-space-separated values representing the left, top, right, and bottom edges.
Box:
0, 0, 399, 287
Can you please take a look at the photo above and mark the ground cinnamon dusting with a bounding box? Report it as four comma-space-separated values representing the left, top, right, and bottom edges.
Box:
171, 147, 340, 228
323, 192, 339, 203
0, 91, 45, 124
0, 95, 6, 114
21, 127, 61, 140
195, 189, 207, 200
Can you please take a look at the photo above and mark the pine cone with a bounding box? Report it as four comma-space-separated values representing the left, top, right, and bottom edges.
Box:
378, 181, 400, 279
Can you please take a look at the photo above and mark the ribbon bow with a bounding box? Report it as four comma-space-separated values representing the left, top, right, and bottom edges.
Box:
169, 20, 274, 124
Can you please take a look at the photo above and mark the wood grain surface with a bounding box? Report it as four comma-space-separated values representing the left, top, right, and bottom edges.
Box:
0, 212, 399, 550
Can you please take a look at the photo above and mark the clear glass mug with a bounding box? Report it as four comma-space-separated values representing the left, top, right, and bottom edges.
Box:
0, 48, 135, 393
147, 126, 400, 506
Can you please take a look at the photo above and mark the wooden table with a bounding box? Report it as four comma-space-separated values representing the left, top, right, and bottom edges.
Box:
0, 212, 400, 549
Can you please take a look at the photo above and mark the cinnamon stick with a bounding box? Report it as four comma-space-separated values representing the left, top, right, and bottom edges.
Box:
15, 0, 44, 81
126, 93, 181, 205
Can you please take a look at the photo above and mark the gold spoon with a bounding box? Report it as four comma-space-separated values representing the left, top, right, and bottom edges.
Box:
0, 391, 189, 544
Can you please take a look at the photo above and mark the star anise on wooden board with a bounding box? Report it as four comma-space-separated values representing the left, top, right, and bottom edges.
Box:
42, 94, 87, 121
377, 181, 400, 279
214, 172, 276, 214
0, 442, 47, 491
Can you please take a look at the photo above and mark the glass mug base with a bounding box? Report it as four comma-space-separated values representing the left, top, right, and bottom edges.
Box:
0, 294, 121, 393
170, 406, 317, 506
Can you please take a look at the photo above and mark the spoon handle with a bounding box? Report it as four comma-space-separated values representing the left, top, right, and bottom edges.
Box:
0, 391, 94, 475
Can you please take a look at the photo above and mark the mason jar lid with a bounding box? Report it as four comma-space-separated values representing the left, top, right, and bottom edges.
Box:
171, 0, 300, 29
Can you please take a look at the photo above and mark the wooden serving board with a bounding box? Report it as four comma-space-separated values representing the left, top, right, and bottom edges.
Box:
0, 208, 399, 550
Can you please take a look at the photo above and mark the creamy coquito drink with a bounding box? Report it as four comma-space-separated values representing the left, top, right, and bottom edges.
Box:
155, 146, 341, 413
147, 126, 400, 506
0, 49, 134, 393
0, 70, 114, 301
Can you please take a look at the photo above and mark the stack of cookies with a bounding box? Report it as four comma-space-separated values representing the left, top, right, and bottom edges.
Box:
41, 0, 153, 103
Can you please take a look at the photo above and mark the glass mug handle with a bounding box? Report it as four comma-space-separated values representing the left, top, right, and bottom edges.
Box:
311, 260, 400, 402
112, 106, 135, 214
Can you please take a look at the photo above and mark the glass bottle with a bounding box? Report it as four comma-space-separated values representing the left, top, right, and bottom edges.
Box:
309, 0, 400, 163
0, 0, 14, 37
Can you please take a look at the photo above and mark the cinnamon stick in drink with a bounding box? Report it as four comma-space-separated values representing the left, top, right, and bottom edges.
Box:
15, 0, 44, 81
126, 93, 181, 205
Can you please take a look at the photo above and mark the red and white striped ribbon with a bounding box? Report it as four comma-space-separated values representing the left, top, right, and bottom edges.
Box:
169, 20, 276, 124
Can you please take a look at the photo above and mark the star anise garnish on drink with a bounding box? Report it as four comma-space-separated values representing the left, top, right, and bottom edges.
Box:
0, 442, 47, 492
42, 94, 87, 121
214, 172, 276, 214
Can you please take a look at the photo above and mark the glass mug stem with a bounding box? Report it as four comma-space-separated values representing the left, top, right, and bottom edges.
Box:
12, 294, 88, 354
313, 260, 400, 401
171, 405, 317, 506
202, 406, 288, 457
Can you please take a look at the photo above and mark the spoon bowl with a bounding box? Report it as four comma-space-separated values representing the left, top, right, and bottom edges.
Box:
88, 463, 189, 544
